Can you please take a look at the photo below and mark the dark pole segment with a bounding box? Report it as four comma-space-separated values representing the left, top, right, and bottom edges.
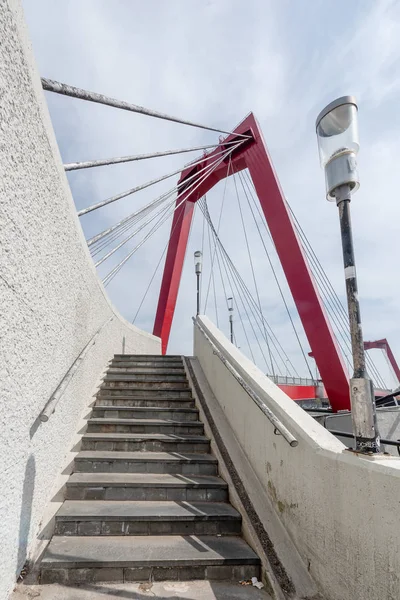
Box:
337, 194, 367, 379
196, 273, 200, 316
335, 184, 380, 453
229, 314, 234, 344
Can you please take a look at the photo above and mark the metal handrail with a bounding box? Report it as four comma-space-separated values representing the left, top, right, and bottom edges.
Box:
194, 318, 298, 447
327, 429, 400, 456
40, 316, 114, 422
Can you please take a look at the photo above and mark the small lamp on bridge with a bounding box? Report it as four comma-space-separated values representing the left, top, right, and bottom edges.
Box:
227, 296, 234, 344
315, 96, 380, 454
194, 251, 202, 316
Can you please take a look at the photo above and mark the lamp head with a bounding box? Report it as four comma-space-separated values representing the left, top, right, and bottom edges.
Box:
315, 96, 360, 201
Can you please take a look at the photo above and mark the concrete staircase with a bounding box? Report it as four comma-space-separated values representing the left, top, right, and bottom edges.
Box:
40, 355, 260, 584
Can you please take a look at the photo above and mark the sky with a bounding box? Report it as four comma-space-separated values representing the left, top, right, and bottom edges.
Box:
22, 0, 400, 388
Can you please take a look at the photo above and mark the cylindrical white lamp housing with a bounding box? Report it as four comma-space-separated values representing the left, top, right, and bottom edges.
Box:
316, 96, 360, 201
194, 250, 202, 275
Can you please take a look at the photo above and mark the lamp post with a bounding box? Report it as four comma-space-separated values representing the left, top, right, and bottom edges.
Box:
227, 296, 234, 343
194, 251, 202, 316
315, 96, 380, 453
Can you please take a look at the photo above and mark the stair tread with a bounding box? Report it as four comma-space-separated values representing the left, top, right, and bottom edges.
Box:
75, 451, 217, 463
113, 355, 182, 359
110, 368, 184, 372
67, 473, 226, 487
57, 501, 240, 520
105, 375, 187, 379
41, 535, 259, 567
88, 418, 203, 426
83, 433, 208, 442
94, 406, 198, 413
96, 395, 193, 400
100, 386, 191, 394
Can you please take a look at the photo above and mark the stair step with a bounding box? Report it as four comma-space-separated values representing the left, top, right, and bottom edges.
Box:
110, 362, 185, 370
40, 535, 260, 583
66, 473, 227, 501
81, 433, 210, 453
92, 406, 199, 420
74, 451, 218, 475
87, 418, 204, 435
95, 397, 194, 409
107, 367, 185, 374
113, 355, 182, 361
105, 373, 188, 382
55, 501, 241, 536
101, 381, 190, 390
97, 389, 192, 399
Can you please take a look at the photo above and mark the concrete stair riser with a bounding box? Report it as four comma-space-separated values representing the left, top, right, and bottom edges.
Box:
95, 397, 196, 408
40, 563, 260, 584
74, 452, 218, 475
81, 438, 210, 453
112, 355, 182, 361
109, 363, 185, 370
86, 419, 204, 435
101, 381, 190, 390
104, 373, 188, 387
91, 407, 199, 420
97, 389, 193, 398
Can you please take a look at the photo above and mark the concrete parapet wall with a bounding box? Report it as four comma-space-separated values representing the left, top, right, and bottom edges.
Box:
194, 316, 400, 600
0, 2, 160, 598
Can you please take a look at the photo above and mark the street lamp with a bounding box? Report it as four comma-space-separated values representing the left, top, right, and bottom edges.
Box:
194, 251, 202, 316
227, 296, 234, 343
316, 96, 380, 453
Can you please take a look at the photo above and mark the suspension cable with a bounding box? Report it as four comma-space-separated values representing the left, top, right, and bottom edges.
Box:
95, 196, 177, 267
199, 195, 206, 313
203, 214, 218, 326
78, 142, 243, 217
88, 144, 242, 259
90, 191, 175, 258
204, 155, 232, 312
202, 198, 298, 375
88, 190, 175, 247
131, 197, 195, 324
102, 142, 237, 286
42, 78, 252, 138
201, 203, 258, 366
243, 170, 357, 377
233, 171, 275, 377
89, 156, 225, 253
238, 171, 314, 381
287, 202, 387, 388
200, 198, 292, 375
243, 169, 386, 388
214, 229, 277, 373
65, 140, 241, 171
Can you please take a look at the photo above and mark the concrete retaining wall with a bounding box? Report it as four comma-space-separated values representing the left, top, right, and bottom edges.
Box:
0, 2, 160, 598
194, 316, 400, 600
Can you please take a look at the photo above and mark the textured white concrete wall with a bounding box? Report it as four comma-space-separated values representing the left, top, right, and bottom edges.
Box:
195, 316, 400, 600
0, 2, 160, 598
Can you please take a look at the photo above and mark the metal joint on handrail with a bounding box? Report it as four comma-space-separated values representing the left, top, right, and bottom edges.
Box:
39, 317, 114, 422
193, 318, 298, 447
